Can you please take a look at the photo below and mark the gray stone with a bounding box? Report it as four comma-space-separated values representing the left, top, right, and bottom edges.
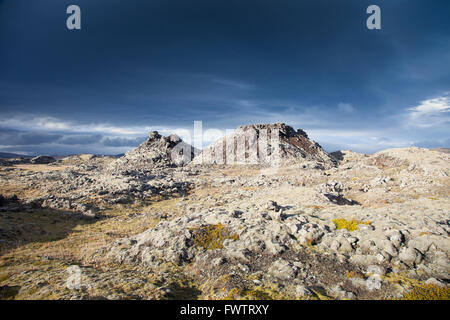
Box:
366, 275, 382, 291
295, 285, 313, 297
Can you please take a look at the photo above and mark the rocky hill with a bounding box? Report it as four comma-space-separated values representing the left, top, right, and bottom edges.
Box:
366, 147, 450, 176
192, 123, 334, 168
108, 131, 198, 172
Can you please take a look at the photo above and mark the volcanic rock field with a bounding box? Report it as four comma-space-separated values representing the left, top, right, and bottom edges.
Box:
0, 123, 449, 300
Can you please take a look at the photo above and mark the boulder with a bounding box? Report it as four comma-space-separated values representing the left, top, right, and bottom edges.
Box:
30, 155, 56, 164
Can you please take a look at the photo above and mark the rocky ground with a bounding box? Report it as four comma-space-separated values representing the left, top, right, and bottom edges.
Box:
0, 124, 449, 300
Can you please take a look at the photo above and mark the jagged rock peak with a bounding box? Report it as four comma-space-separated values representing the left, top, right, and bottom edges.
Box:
192, 123, 334, 168
107, 131, 197, 172
236, 123, 309, 138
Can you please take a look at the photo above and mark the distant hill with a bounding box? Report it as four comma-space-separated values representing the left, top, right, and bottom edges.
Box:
0, 152, 33, 159
432, 148, 450, 154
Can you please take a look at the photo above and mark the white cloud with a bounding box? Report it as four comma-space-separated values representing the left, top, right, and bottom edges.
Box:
307, 128, 415, 153
406, 93, 450, 128
0, 115, 164, 136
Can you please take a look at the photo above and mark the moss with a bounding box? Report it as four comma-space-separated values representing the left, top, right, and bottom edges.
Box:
224, 288, 244, 300
401, 284, 450, 300
224, 284, 295, 300
383, 273, 450, 300
191, 223, 239, 250
243, 288, 273, 300
332, 218, 371, 232
346, 270, 365, 279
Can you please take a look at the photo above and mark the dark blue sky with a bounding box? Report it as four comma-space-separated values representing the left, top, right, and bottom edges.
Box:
0, 0, 449, 155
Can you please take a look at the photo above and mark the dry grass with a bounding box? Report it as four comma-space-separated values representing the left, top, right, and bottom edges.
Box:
0, 198, 174, 299
0, 182, 42, 199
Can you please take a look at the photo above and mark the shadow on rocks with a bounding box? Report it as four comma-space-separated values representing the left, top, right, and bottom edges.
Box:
323, 194, 360, 206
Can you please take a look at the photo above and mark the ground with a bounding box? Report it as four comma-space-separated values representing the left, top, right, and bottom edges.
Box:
0, 147, 449, 300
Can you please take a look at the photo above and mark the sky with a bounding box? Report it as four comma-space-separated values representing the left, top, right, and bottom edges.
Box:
0, 0, 449, 155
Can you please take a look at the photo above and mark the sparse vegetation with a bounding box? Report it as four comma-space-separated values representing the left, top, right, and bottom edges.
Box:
346, 270, 365, 279
224, 284, 296, 300
401, 284, 450, 300
332, 218, 371, 231
191, 223, 239, 250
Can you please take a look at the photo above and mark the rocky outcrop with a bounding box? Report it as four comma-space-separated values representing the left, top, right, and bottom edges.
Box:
0, 157, 32, 166
108, 131, 198, 172
366, 147, 449, 177
0, 155, 57, 166
30, 155, 56, 164
192, 123, 334, 167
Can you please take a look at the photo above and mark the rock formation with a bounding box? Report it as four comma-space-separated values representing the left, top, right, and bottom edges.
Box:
108, 131, 198, 172
192, 123, 334, 167
30, 155, 56, 164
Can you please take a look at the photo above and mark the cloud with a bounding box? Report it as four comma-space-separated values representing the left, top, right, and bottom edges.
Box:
0, 115, 180, 137
211, 78, 254, 89
0, 114, 196, 154
307, 128, 416, 153
406, 93, 450, 128
58, 134, 103, 145
1, 101, 448, 155
414, 137, 450, 149
337, 103, 354, 113
101, 136, 147, 147
0, 115, 153, 136
0, 131, 63, 146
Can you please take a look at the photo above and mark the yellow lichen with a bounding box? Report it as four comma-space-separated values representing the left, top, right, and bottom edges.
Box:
346, 270, 365, 279
191, 223, 239, 250
332, 218, 371, 231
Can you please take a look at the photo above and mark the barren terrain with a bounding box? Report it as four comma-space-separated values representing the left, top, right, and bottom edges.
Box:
0, 124, 449, 300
